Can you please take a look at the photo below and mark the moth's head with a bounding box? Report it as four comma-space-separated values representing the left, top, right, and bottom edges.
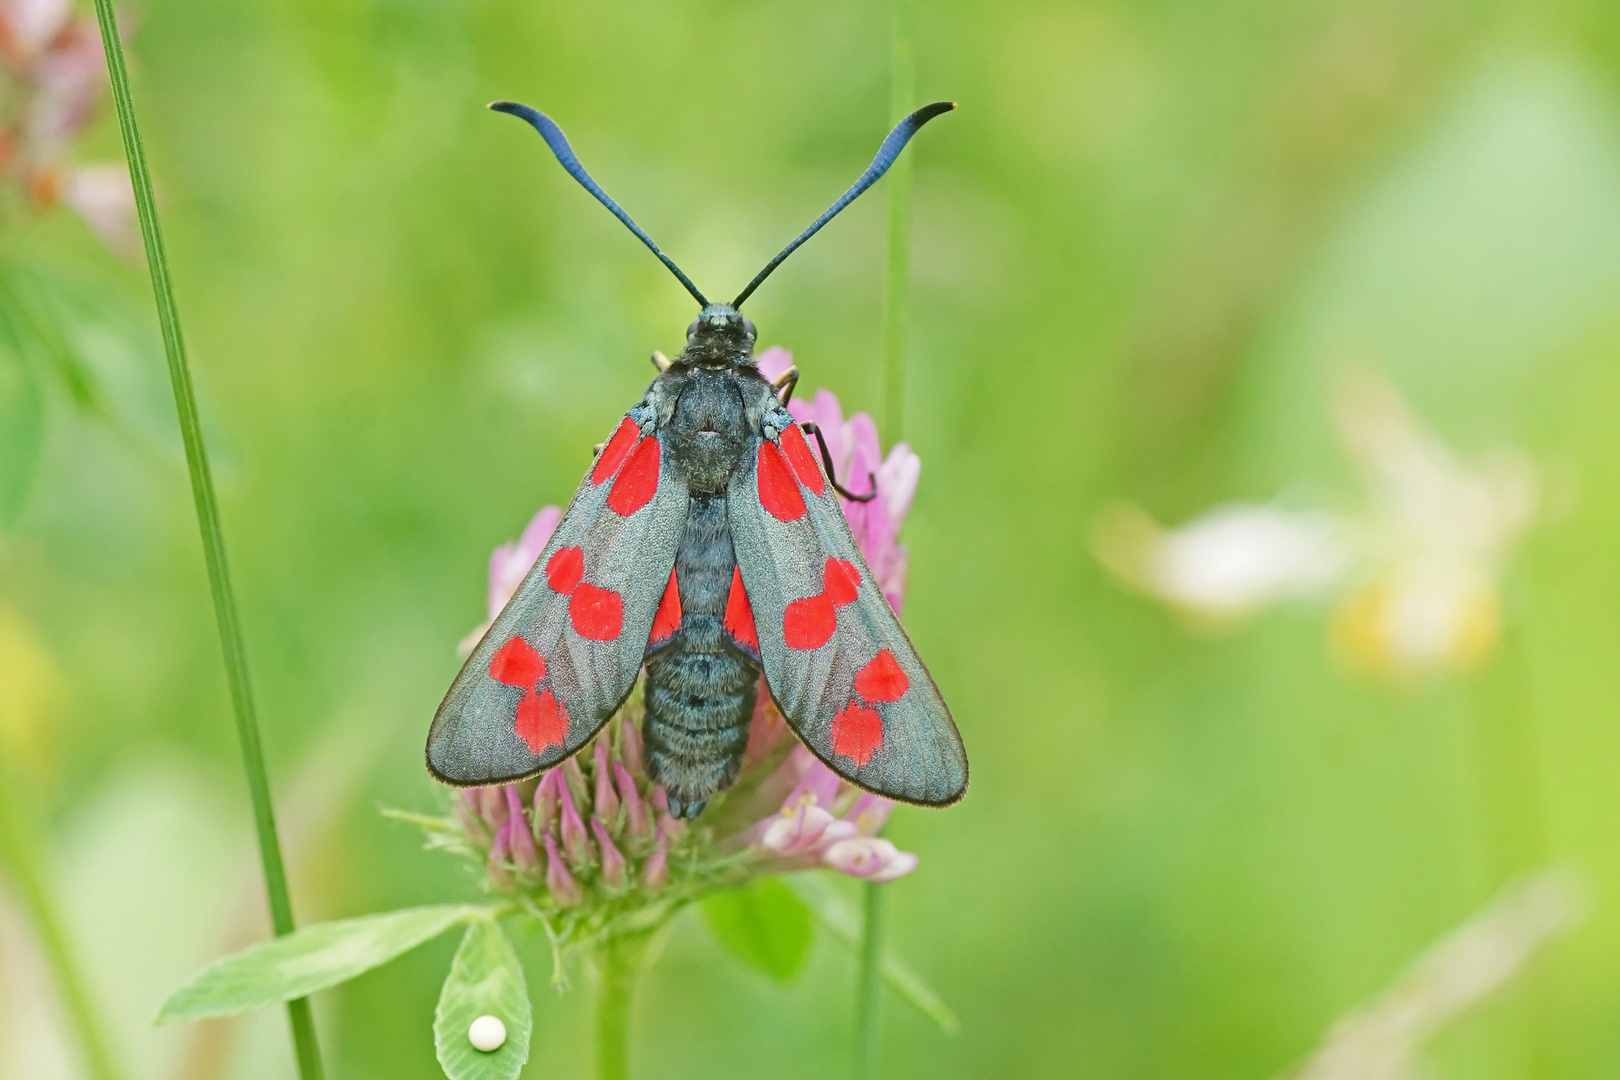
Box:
681, 303, 757, 367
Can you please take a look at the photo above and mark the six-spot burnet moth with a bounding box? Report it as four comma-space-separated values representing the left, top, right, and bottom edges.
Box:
426, 101, 967, 818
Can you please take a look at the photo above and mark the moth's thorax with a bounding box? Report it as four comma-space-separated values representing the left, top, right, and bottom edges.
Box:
664, 368, 753, 493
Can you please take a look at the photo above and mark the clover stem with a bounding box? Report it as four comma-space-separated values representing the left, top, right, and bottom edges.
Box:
87, 3, 323, 1077
594, 938, 639, 1080
853, 877, 888, 1080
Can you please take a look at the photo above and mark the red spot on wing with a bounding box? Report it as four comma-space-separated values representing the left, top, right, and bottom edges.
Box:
782, 559, 862, 651
724, 566, 758, 651
592, 417, 639, 485
757, 442, 806, 521
515, 688, 568, 752
570, 582, 624, 641
831, 702, 882, 767
546, 546, 584, 594
649, 570, 682, 646
854, 649, 908, 702
780, 424, 826, 496
783, 594, 836, 650
824, 558, 861, 608
490, 636, 546, 688
607, 437, 660, 516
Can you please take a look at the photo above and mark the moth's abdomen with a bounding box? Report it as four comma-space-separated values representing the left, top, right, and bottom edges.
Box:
643, 492, 759, 816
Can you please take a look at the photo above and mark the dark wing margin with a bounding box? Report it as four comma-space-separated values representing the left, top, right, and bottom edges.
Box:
427, 415, 689, 786
728, 424, 967, 806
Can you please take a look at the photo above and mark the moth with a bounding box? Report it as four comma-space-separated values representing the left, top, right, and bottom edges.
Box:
427, 100, 968, 818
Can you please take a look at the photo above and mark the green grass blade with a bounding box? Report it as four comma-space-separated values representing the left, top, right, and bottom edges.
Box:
0, 755, 127, 1080
861, 4, 918, 1073
84, 2, 325, 1075
880, 0, 916, 444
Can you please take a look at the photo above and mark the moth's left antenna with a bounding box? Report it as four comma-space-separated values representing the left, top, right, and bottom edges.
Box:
491, 101, 709, 308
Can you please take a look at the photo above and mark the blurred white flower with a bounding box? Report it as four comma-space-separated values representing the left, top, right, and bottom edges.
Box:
1093, 501, 1348, 621
1095, 371, 1537, 676
1284, 870, 1583, 1080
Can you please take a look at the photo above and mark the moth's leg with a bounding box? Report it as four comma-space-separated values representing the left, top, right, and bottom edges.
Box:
651, 350, 672, 373
799, 421, 877, 502
771, 366, 799, 404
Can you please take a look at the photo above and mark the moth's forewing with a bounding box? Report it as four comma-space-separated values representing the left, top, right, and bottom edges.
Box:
728, 427, 967, 806
427, 417, 690, 785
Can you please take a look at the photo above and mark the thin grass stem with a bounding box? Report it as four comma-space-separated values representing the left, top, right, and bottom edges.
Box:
0, 760, 126, 1080
859, 3, 915, 1077
880, 0, 916, 444
86, 4, 323, 1077
1468, 626, 1552, 1078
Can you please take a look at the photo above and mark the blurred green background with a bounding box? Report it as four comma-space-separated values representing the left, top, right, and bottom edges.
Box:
4, 0, 1620, 1077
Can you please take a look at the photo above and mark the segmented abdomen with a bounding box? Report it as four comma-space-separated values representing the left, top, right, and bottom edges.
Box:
643, 492, 759, 816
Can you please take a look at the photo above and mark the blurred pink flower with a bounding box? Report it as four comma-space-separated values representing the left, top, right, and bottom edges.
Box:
0, 0, 136, 254
0, 0, 73, 57
24, 15, 103, 147
489, 505, 561, 619
59, 162, 135, 253
459, 503, 561, 655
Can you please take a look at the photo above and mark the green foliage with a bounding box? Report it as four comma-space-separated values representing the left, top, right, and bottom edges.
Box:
434, 918, 532, 1080
0, 259, 184, 527
0, 308, 44, 526
701, 878, 814, 982
157, 905, 490, 1023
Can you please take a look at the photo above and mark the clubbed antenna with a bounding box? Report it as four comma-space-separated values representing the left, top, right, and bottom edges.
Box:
491, 101, 709, 307
731, 101, 956, 308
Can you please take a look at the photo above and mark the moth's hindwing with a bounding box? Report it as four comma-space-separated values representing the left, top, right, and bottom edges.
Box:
427, 415, 690, 785
728, 424, 967, 805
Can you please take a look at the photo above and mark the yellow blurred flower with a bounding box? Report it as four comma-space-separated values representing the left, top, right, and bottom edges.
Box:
1094, 371, 1537, 678
0, 604, 68, 779
1329, 371, 1536, 677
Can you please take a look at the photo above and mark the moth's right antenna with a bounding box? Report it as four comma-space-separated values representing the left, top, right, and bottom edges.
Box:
732, 101, 956, 308
491, 101, 710, 308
